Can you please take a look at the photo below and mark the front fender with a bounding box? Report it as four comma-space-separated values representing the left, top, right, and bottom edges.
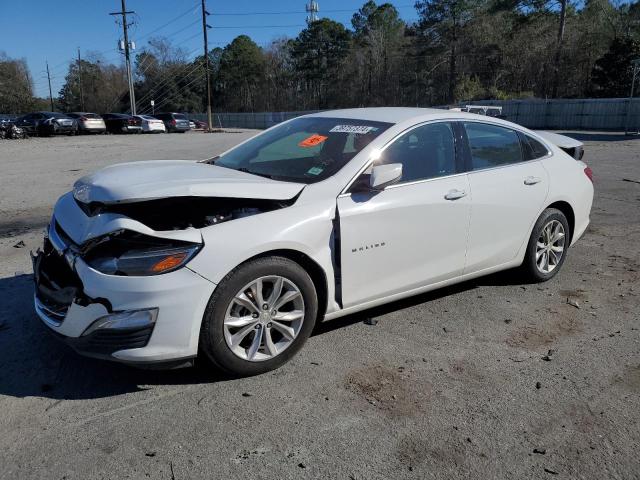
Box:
186, 200, 339, 314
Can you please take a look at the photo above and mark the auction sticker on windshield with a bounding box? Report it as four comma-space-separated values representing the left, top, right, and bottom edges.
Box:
329, 125, 377, 134
298, 134, 328, 148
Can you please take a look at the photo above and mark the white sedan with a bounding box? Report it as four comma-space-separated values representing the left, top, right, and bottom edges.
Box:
134, 115, 166, 133
33, 108, 593, 376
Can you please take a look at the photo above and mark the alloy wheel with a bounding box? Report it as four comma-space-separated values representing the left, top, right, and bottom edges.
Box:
536, 220, 566, 274
223, 276, 305, 362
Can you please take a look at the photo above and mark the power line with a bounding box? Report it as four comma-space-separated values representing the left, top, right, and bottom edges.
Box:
135, 1, 200, 42
138, 71, 207, 114
210, 5, 415, 15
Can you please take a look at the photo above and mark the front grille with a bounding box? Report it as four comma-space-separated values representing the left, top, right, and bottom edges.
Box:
33, 237, 82, 325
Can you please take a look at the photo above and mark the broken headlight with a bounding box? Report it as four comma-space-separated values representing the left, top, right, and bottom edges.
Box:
83, 231, 202, 276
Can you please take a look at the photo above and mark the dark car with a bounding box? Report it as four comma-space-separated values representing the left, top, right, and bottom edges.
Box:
66, 112, 106, 134
190, 119, 207, 130
14, 112, 76, 136
154, 112, 190, 133
102, 113, 142, 134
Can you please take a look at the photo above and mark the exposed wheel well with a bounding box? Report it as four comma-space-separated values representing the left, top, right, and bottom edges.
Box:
547, 201, 575, 242
245, 249, 328, 321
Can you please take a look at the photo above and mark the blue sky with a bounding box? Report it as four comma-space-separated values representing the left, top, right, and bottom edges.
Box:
0, 0, 419, 98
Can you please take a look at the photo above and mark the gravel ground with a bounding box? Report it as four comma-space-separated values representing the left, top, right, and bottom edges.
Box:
0, 131, 638, 479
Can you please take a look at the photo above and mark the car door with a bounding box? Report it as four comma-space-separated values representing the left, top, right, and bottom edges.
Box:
337, 121, 471, 308
16, 114, 35, 132
461, 121, 549, 274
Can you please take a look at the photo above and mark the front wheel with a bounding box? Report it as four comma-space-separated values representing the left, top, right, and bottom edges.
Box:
200, 256, 318, 377
521, 208, 570, 282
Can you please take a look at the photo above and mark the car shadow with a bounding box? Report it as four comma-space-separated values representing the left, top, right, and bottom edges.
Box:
0, 268, 527, 401
0, 274, 226, 401
313, 268, 527, 335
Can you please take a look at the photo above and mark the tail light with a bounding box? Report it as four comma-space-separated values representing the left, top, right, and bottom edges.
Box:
171, 119, 177, 125
584, 166, 593, 183
128, 118, 134, 125
80, 116, 88, 121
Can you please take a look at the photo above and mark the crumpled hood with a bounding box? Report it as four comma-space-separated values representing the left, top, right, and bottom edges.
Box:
73, 160, 305, 204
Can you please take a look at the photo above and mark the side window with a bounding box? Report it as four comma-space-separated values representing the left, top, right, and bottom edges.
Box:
521, 134, 550, 160
378, 122, 456, 183
463, 123, 522, 170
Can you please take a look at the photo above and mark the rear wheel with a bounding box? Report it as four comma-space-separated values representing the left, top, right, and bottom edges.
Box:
522, 208, 570, 282
200, 256, 318, 377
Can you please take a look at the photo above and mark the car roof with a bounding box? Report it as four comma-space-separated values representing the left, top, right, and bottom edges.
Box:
306, 107, 515, 127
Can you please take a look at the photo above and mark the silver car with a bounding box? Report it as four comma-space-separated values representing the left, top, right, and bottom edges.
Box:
67, 113, 106, 134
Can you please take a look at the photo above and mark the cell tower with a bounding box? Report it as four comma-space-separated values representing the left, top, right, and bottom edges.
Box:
306, 0, 319, 24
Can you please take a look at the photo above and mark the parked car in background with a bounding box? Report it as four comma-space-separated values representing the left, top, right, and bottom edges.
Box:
66, 112, 106, 134
190, 119, 207, 130
189, 120, 196, 130
134, 115, 166, 133
14, 112, 76, 136
154, 112, 190, 133
102, 113, 142, 134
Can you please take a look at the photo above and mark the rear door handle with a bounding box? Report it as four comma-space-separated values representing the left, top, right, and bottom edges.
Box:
444, 189, 467, 200
524, 176, 542, 185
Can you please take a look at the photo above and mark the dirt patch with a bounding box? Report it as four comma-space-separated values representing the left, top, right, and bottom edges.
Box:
505, 309, 582, 349
344, 365, 432, 418
396, 436, 465, 471
558, 289, 588, 299
612, 365, 640, 392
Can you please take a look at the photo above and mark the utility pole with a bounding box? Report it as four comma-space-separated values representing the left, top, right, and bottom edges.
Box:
202, 0, 212, 131
110, 0, 136, 114
625, 58, 640, 135
46, 61, 54, 111
77, 48, 85, 111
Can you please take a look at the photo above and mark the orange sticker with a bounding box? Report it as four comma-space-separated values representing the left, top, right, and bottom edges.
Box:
298, 134, 328, 148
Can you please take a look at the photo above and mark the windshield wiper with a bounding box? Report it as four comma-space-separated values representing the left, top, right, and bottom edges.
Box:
236, 167, 274, 179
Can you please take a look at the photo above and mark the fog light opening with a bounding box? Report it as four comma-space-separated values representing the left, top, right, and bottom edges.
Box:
81, 308, 158, 336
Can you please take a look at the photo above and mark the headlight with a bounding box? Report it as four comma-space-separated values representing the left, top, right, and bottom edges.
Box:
83, 231, 202, 276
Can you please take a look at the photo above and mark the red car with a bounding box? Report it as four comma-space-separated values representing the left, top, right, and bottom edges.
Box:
190, 119, 208, 130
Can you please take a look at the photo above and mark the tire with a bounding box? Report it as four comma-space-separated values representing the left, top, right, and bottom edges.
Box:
200, 256, 318, 377
521, 208, 570, 282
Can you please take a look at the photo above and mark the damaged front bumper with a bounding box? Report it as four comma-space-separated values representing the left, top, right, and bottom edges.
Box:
32, 218, 216, 366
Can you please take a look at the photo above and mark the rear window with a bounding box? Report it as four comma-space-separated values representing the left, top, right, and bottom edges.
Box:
47, 112, 70, 119
84, 113, 101, 119
173, 114, 187, 120
464, 122, 523, 170
521, 134, 550, 160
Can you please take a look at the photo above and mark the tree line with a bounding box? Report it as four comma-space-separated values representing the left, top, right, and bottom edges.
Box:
2, 0, 640, 115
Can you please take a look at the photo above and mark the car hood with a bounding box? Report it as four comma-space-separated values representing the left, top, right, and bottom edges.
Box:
73, 160, 305, 204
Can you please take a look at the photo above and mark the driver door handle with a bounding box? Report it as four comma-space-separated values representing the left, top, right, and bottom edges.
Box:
524, 176, 542, 185
444, 189, 467, 200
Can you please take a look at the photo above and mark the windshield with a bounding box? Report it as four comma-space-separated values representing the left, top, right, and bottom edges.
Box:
213, 117, 392, 183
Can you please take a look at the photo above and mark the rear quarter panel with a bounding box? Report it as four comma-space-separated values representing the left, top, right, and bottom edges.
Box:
540, 147, 594, 245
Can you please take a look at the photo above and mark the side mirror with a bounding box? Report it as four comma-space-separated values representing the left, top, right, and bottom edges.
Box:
370, 163, 402, 190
